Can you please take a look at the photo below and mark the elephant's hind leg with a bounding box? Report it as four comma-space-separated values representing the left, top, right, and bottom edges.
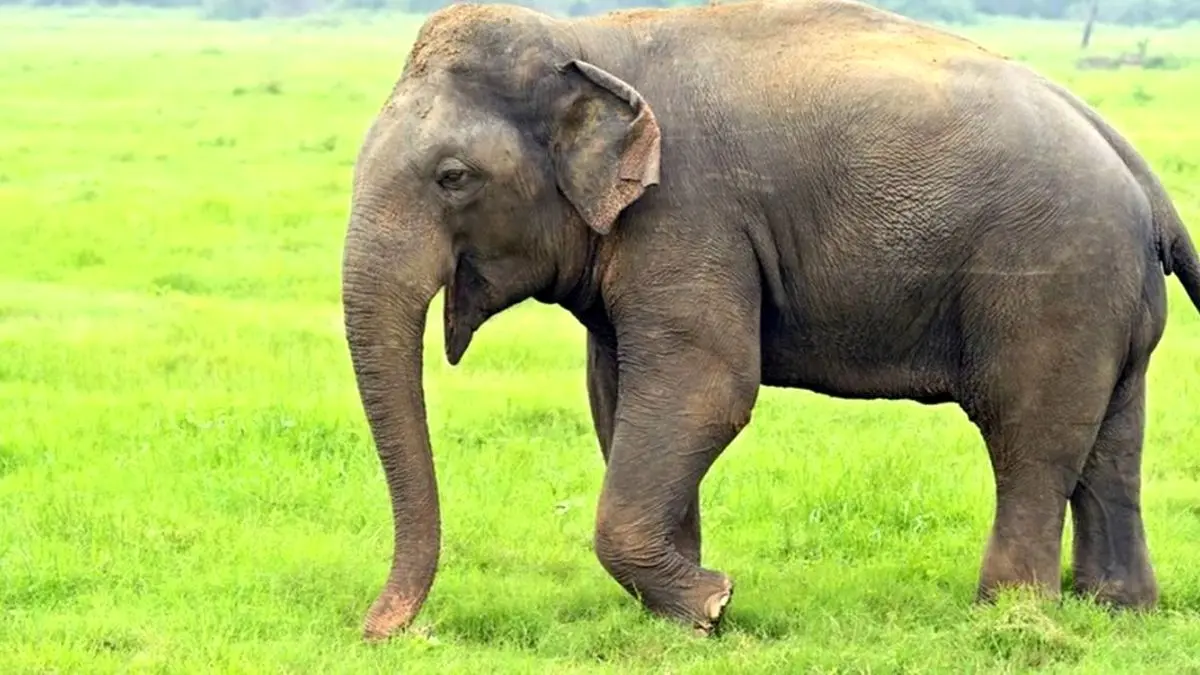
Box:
966, 334, 1122, 604
1068, 365, 1159, 609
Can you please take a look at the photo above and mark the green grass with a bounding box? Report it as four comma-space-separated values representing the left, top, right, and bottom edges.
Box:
3, 7, 1200, 673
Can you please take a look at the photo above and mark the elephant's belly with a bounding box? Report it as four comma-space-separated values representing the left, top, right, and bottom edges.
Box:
757, 312, 959, 405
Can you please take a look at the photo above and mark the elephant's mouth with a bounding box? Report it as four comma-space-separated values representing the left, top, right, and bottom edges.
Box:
443, 253, 494, 365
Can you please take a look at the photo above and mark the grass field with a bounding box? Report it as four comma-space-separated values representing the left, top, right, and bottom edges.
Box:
3, 6, 1200, 672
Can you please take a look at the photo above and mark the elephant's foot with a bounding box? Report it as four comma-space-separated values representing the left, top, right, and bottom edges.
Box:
594, 509, 734, 636
1072, 575, 1158, 610
362, 587, 422, 642
635, 566, 734, 637
692, 576, 734, 636
975, 535, 1063, 605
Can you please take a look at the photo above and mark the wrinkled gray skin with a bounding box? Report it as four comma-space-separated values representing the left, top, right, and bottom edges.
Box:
341, 0, 1200, 640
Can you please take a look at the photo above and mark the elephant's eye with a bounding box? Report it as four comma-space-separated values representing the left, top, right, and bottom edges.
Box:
433, 158, 481, 201
436, 166, 469, 191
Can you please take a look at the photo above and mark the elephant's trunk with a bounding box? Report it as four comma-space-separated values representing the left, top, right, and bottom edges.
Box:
341, 201, 449, 640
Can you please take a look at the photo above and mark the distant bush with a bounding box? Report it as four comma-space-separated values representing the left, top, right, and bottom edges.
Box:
199, 0, 326, 18
200, 0, 265, 19
876, 0, 980, 23
338, 0, 389, 10
3, 0, 1199, 27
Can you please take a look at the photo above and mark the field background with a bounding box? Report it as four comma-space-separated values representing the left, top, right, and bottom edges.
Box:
3, 6, 1200, 673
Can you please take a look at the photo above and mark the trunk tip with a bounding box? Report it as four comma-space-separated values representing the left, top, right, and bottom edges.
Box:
362, 588, 426, 642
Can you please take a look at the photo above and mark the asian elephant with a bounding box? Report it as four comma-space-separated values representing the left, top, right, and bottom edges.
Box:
339, 0, 1200, 640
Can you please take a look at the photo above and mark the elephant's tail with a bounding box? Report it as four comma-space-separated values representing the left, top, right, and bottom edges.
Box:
1158, 205, 1200, 315
1041, 76, 1200, 314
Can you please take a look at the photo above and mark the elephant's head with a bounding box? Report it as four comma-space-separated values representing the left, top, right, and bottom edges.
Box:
340, 4, 662, 639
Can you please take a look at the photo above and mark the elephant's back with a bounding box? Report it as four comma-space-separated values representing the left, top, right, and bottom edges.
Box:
608, 0, 1016, 137
591, 0, 1005, 82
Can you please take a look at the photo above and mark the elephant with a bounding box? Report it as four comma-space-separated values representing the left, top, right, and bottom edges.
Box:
339, 0, 1200, 640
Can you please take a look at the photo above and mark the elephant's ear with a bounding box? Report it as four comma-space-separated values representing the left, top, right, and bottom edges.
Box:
551, 59, 662, 235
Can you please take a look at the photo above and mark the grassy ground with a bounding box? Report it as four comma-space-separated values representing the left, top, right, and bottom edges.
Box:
3, 7, 1200, 673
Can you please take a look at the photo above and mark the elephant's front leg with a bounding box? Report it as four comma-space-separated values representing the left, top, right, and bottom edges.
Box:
587, 332, 703, 565
591, 321, 760, 635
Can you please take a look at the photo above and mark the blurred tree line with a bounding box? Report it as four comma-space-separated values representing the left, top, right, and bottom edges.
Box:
3, 0, 1197, 28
